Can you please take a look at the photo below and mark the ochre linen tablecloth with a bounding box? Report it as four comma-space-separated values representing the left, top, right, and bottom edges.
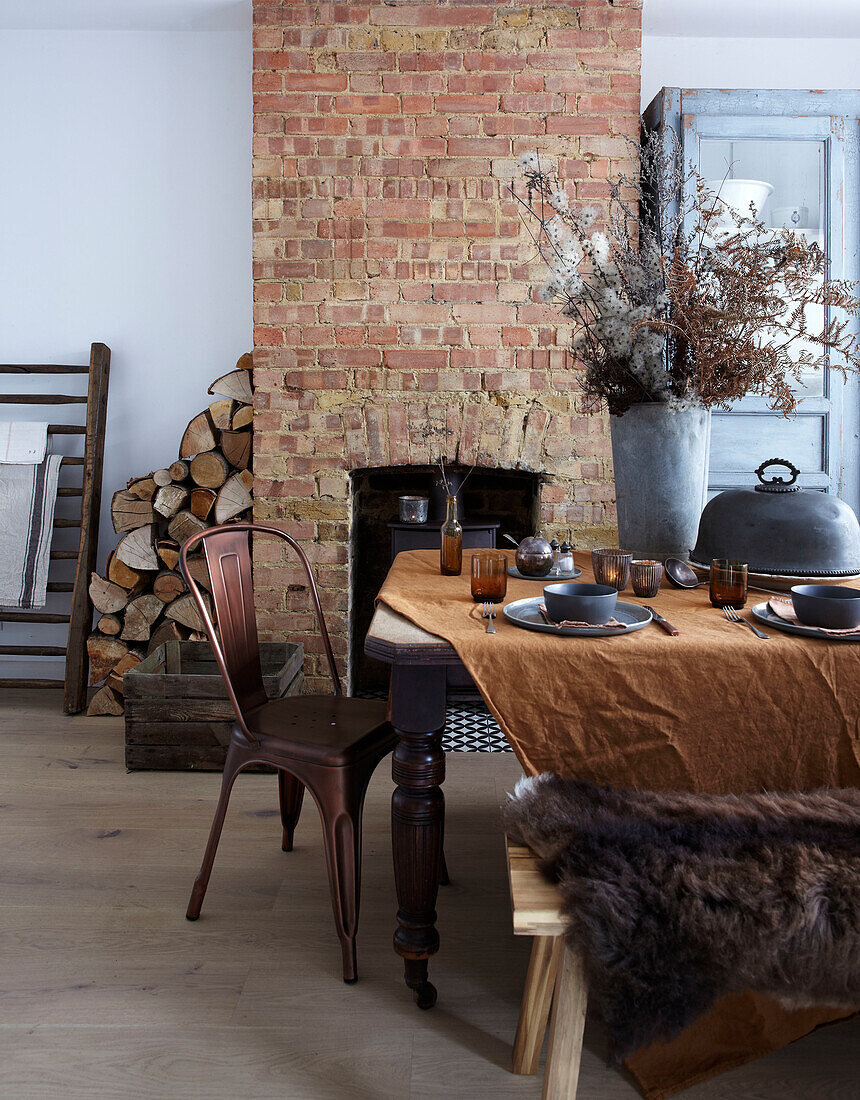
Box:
377, 548, 858, 1099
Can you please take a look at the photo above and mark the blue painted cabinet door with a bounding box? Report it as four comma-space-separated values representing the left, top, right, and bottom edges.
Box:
645, 90, 860, 512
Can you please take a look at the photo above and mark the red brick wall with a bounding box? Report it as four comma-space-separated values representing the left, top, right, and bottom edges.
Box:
252, 0, 642, 688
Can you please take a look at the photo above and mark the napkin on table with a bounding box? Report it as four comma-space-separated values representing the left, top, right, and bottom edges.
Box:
539, 604, 627, 630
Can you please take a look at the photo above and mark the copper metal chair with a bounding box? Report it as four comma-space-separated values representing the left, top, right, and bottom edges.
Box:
179, 522, 396, 983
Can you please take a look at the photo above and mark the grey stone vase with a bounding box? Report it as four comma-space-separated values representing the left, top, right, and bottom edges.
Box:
609, 402, 712, 560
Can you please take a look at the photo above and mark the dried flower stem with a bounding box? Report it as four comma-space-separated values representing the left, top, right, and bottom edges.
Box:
438, 457, 475, 497
510, 136, 860, 416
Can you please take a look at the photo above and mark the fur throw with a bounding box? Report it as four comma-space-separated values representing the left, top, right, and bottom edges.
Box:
503, 774, 860, 1060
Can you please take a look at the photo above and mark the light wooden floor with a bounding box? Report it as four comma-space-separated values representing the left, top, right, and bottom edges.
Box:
1, 690, 856, 1099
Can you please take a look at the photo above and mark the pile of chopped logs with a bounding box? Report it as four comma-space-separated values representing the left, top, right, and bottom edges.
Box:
86, 354, 253, 715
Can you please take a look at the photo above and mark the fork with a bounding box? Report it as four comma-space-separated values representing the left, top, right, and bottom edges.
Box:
482, 601, 497, 634
723, 605, 769, 639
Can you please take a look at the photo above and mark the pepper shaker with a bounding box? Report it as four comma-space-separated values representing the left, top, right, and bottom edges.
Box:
548, 538, 561, 577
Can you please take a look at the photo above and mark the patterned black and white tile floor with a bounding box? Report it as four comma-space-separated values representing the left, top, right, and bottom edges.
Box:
442, 700, 510, 753
357, 691, 511, 753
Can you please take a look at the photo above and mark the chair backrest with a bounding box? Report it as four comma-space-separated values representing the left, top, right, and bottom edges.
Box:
179, 522, 342, 739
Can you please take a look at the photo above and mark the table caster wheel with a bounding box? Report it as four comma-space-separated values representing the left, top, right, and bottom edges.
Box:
411, 980, 437, 1010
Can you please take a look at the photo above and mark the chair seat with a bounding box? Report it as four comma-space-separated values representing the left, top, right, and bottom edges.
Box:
244, 695, 393, 765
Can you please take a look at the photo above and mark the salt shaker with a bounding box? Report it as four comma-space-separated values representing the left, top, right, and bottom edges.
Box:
558, 539, 574, 574
548, 538, 561, 576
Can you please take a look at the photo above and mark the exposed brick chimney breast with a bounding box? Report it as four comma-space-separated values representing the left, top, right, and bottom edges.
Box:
252, 0, 643, 687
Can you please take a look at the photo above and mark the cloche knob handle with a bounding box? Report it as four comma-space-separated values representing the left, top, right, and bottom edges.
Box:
755, 458, 800, 487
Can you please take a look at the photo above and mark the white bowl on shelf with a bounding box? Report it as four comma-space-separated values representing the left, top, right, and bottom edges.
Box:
705, 179, 774, 225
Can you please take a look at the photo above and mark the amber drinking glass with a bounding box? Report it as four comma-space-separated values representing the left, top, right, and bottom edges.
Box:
591, 549, 632, 591
709, 559, 748, 609
471, 551, 508, 603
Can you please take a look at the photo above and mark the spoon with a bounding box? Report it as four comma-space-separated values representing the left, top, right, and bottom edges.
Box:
664, 557, 703, 589
664, 557, 786, 597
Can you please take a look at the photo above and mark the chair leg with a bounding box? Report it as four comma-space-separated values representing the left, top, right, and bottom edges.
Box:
542, 944, 588, 1100
278, 769, 304, 852
186, 742, 245, 921
314, 767, 370, 984
513, 935, 564, 1074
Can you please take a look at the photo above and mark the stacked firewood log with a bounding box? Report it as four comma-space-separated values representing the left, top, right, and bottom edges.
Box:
86, 354, 253, 715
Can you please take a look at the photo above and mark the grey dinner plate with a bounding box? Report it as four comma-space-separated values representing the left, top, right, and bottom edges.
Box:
751, 601, 860, 642
502, 596, 651, 637
507, 565, 581, 581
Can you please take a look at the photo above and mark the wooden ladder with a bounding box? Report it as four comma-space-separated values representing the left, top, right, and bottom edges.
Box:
0, 344, 111, 713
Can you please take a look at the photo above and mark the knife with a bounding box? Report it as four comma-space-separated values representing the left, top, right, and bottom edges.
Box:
643, 605, 679, 636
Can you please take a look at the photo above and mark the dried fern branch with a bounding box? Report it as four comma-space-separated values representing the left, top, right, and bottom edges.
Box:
511, 133, 860, 416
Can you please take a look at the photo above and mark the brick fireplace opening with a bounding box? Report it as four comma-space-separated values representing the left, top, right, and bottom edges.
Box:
251, 1, 643, 689
350, 464, 541, 693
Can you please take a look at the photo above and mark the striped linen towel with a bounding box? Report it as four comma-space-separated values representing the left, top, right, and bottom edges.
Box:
0, 454, 63, 608
0, 421, 48, 463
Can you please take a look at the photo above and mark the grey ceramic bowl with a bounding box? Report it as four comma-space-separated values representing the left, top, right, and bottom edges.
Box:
790, 584, 860, 630
543, 582, 618, 625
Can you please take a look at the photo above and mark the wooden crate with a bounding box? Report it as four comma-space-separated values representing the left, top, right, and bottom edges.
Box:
124, 641, 304, 770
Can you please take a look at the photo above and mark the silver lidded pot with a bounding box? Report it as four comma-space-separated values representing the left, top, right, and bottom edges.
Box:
504, 533, 554, 577
690, 458, 860, 578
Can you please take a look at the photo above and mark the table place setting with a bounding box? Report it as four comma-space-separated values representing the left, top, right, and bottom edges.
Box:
475, 544, 680, 640
503, 580, 652, 637
503, 597, 651, 636
752, 588, 860, 640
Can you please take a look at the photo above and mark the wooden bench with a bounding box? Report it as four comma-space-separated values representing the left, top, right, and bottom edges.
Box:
506, 838, 589, 1099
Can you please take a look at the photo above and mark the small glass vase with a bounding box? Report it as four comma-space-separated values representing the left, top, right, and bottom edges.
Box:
440, 494, 463, 576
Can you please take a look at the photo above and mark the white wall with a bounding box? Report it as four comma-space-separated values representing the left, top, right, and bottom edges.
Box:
642, 36, 860, 108
0, 26, 251, 673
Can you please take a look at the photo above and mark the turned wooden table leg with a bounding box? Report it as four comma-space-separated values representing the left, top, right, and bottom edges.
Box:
390, 663, 447, 1009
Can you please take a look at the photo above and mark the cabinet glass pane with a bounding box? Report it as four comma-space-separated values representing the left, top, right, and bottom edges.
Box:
699, 138, 827, 398
710, 412, 826, 475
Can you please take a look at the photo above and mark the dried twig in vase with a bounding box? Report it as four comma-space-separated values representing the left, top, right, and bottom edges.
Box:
438, 457, 476, 497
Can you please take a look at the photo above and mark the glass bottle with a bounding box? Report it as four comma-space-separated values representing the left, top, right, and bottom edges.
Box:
440, 494, 463, 576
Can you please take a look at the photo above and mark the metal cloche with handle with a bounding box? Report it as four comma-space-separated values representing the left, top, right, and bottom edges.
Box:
690, 459, 860, 578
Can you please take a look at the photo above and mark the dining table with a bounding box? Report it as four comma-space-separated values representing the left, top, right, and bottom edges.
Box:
364, 547, 859, 1099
